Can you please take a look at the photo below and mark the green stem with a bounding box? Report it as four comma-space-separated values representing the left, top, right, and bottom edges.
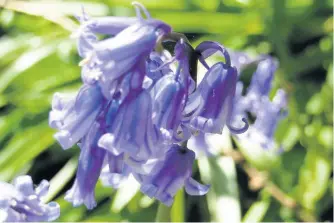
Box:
155, 203, 172, 222
171, 188, 185, 222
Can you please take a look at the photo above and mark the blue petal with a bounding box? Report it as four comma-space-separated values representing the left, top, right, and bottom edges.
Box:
50, 84, 104, 150
99, 90, 161, 160
1, 175, 60, 222
138, 145, 203, 206
185, 177, 210, 196
187, 62, 248, 134
86, 17, 139, 35
66, 121, 106, 210
151, 75, 187, 142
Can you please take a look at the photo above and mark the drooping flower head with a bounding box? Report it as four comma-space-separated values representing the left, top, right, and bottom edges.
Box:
149, 39, 195, 143
138, 145, 210, 206
246, 57, 278, 113
249, 89, 288, 149
65, 120, 106, 210
230, 50, 288, 152
0, 176, 59, 222
48, 1, 278, 210
183, 41, 248, 135
49, 84, 104, 150
75, 2, 171, 100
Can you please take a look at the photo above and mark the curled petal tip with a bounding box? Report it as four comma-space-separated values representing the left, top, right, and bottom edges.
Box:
132, 1, 151, 19
185, 177, 210, 196
228, 117, 249, 134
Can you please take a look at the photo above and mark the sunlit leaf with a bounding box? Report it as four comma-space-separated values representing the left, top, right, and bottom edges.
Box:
198, 156, 241, 222
296, 149, 331, 211
243, 200, 270, 222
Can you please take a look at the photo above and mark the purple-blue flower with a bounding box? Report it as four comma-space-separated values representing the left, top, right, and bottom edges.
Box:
231, 52, 288, 151
0, 176, 59, 222
100, 153, 131, 189
151, 74, 187, 143
65, 120, 106, 210
182, 41, 248, 135
138, 145, 210, 206
185, 62, 248, 134
49, 84, 104, 150
48, 1, 294, 210
98, 88, 161, 160
149, 39, 195, 143
75, 3, 171, 100
246, 57, 278, 113
146, 51, 173, 88
247, 89, 287, 149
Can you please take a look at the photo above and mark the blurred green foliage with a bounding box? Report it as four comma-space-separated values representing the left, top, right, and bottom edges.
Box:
0, 0, 332, 222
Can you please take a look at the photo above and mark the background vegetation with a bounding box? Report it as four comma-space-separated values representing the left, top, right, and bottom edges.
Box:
0, 0, 332, 222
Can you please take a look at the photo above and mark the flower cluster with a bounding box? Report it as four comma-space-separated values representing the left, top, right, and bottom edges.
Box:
187, 53, 287, 156
0, 175, 59, 222
231, 54, 288, 151
49, 3, 249, 208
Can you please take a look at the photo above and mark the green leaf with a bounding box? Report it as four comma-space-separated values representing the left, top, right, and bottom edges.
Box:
43, 156, 78, 203
198, 156, 241, 222
327, 63, 333, 87
0, 42, 57, 94
296, 149, 332, 211
0, 122, 54, 181
243, 200, 270, 222
110, 175, 140, 213
0, 109, 25, 142
306, 93, 325, 115
192, 0, 220, 11
156, 203, 171, 222
150, 11, 263, 35
317, 126, 333, 151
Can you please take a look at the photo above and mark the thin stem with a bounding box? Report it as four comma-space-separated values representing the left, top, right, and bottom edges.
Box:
155, 202, 172, 222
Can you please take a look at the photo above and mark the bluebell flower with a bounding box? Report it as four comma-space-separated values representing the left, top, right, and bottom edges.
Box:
138, 145, 210, 206
72, 8, 139, 38
76, 3, 171, 99
229, 50, 288, 153
48, 1, 282, 209
229, 51, 254, 73
65, 120, 106, 209
187, 132, 213, 157
145, 51, 173, 89
149, 39, 196, 143
230, 82, 251, 127
64, 97, 123, 209
49, 84, 104, 149
246, 57, 278, 113
150, 74, 187, 143
99, 153, 131, 189
98, 89, 162, 160
0, 176, 59, 222
185, 62, 248, 134
182, 41, 248, 135
247, 89, 287, 150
